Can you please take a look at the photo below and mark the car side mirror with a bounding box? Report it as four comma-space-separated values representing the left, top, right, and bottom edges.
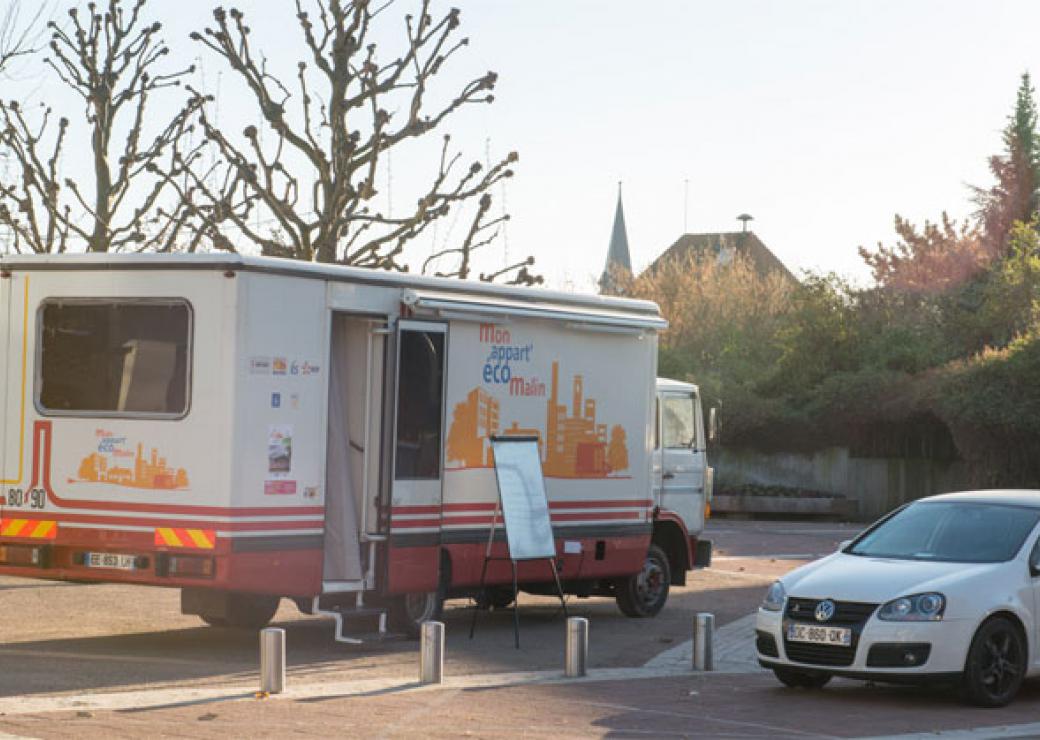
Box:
708, 407, 718, 443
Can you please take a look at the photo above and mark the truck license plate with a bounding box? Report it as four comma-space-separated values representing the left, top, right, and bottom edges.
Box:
85, 552, 138, 571
786, 622, 851, 646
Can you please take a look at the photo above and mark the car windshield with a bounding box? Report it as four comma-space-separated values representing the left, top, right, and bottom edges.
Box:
847, 501, 1040, 563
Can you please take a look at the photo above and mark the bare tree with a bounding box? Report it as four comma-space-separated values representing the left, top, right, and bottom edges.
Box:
0, 2, 46, 74
186, 1, 539, 283
0, 0, 204, 253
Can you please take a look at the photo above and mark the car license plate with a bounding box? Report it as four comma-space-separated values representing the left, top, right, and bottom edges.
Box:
85, 552, 137, 571
786, 622, 851, 646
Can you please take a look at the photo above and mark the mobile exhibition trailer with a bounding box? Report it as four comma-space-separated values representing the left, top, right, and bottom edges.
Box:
0, 254, 712, 637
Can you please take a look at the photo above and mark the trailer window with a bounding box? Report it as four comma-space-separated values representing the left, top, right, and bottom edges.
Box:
37, 300, 191, 417
661, 394, 696, 449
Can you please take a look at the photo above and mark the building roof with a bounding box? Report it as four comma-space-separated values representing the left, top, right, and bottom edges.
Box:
647, 231, 796, 282
599, 187, 632, 292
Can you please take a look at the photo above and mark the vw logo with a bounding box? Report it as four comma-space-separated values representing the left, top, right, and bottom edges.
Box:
814, 600, 836, 622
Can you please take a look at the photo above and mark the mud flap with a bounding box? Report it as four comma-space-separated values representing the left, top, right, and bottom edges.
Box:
694, 538, 712, 568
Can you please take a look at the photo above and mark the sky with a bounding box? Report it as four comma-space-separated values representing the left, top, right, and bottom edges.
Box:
6, 1, 1040, 291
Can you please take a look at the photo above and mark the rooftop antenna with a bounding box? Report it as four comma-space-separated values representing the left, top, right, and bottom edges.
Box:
683, 178, 689, 233
737, 213, 753, 233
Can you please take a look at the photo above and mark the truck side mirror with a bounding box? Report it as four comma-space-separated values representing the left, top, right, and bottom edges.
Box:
708, 407, 718, 443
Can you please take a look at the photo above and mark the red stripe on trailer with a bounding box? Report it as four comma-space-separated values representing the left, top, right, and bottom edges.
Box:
551, 511, 643, 522
550, 499, 651, 510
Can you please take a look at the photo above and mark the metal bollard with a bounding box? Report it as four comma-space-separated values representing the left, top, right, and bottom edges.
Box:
565, 617, 588, 678
420, 620, 444, 685
260, 627, 286, 694
692, 613, 715, 671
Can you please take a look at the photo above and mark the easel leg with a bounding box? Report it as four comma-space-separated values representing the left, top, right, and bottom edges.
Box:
470, 553, 491, 640
511, 560, 520, 650
550, 558, 568, 619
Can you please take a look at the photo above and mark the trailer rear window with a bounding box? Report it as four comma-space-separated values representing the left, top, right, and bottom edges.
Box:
37, 300, 191, 417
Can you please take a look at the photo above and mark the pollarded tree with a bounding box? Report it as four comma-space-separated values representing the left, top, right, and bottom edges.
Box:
183, 1, 538, 283
0, 0, 204, 253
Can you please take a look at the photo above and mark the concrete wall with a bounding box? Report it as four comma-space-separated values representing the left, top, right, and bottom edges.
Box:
715, 447, 971, 520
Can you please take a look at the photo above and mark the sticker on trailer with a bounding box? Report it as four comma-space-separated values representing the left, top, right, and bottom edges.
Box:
249, 356, 272, 374
264, 480, 297, 496
267, 425, 293, 473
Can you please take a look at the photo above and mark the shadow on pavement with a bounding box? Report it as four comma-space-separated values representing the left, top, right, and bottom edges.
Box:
0, 584, 765, 699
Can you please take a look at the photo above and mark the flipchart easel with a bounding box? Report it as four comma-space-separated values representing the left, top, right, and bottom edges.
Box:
468, 435, 568, 648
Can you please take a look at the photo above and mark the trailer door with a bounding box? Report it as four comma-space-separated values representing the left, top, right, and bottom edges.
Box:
323, 314, 387, 586
388, 320, 447, 593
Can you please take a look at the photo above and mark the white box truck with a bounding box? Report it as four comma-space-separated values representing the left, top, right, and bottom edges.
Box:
0, 254, 712, 637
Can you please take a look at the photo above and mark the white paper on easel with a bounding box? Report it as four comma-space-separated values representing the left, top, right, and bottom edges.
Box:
490, 437, 556, 561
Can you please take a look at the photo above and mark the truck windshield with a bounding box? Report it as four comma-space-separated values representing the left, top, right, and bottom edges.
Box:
38, 300, 191, 417
847, 501, 1040, 563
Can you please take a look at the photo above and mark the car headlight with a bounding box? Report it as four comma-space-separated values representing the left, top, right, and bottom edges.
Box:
762, 580, 786, 611
877, 592, 945, 621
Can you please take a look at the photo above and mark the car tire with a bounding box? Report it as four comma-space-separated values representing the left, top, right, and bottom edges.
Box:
616, 544, 671, 618
961, 616, 1027, 707
772, 667, 832, 689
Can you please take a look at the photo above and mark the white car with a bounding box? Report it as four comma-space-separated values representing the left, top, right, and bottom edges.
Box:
756, 490, 1040, 706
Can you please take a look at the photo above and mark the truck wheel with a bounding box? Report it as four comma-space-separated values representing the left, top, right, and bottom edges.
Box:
389, 589, 444, 637
475, 586, 516, 611
616, 544, 670, 618
389, 555, 449, 637
198, 593, 280, 630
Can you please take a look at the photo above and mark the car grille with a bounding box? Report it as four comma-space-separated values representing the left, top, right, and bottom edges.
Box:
782, 597, 878, 667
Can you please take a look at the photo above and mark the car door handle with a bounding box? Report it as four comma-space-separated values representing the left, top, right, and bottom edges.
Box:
662, 472, 675, 480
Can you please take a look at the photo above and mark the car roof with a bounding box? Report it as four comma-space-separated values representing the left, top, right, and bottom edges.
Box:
917, 490, 1040, 508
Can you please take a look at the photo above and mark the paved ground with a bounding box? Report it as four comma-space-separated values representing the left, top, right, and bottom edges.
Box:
11, 519, 1040, 737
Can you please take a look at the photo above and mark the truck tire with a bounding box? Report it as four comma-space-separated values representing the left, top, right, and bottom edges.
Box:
198, 593, 280, 630
389, 555, 450, 637
475, 586, 516, 611
616, 544, 670, 618
389, 589, 445, 638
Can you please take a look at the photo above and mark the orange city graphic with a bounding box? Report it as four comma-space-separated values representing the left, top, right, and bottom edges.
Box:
73, 429, 189, 490
447, 359, 629, 478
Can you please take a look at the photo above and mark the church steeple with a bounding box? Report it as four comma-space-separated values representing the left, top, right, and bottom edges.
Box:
599, 182, 632, 293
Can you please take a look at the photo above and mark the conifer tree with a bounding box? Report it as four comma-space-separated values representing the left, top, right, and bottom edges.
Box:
974, 72, 1040, 256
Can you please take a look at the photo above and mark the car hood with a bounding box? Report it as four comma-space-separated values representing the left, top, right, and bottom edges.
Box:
783, 552, 1006, 603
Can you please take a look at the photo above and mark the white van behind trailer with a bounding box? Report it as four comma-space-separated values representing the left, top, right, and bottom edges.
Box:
0, 254, 712, 637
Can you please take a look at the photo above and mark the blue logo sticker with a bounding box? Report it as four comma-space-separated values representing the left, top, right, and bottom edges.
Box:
271, 392, 281, 408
